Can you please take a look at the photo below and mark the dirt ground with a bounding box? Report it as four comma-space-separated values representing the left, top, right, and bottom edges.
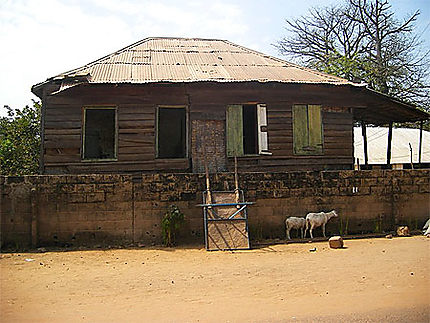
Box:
1, 236, 429, 323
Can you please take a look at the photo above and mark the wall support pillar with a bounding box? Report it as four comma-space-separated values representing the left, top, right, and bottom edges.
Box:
30, 188, 38, 247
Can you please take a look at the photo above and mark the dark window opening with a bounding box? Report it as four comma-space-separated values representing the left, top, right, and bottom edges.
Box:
157, 107, 186, 158
242, 104, 258, 154
83, 108, 116, 160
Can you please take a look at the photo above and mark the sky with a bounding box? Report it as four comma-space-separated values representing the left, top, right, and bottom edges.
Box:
1, 0, 429, 115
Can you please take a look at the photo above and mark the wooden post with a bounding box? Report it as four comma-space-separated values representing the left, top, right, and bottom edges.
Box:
418, 120, 423, 165
202, 136, 212, 206
387, 122, 393, 167
361, 121, 368, 166
234, 156, 240, 206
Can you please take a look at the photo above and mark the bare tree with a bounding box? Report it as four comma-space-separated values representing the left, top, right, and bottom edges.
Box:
276, 0, 429, 110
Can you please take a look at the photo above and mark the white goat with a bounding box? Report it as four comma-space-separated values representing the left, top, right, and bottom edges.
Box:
423, 219, 430, 236
285, 217, 306, 240
305, 210, 338, 239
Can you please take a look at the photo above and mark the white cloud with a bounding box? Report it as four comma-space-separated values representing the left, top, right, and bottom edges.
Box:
0, 0, 249, 113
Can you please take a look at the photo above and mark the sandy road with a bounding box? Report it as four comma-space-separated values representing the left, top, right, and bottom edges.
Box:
1, 236, 429, 322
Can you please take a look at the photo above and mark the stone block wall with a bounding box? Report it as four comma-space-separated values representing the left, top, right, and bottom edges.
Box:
1, 170, 429, 248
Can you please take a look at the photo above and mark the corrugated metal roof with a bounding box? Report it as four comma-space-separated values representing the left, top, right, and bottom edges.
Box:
40, 37, 357, 86
354, 127, 430, 164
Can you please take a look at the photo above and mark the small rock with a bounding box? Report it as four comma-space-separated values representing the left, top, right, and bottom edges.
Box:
24, 258, 34, 262
37, 247, 47, 253
328, 236, 344, 249
410, 272, 414, 276
396, 226, 410, 236
309, 247, 317, 252
385, 234, 393, 239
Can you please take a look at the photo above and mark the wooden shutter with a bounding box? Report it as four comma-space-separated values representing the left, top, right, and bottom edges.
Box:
293, 105, 309, 155
257, 104, 271, 155
293, 104, 323, 155
226, 105, 243, 157
308, 105, 323, 154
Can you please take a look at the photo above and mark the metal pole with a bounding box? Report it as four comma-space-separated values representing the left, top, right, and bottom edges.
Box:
387, 122, 393, 168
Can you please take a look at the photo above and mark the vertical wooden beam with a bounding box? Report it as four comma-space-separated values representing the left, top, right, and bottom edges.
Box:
387, 122, 393, 167
39, 90, 47, 174
418, 120, 423, 164
361, 121, 368, 166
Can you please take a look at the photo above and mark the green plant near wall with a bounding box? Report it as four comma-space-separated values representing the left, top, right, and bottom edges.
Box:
161, 204, 185, 247
374, 217, 383, 234
339, 217, 349, 236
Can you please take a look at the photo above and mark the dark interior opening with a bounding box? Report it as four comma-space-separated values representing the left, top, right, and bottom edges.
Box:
158, 107, 186, 158
84, 109, 116, 160
242, 104, 258, 154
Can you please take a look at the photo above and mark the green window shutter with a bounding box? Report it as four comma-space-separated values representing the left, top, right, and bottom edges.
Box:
292, 105, 309, 155
308, 105, 323, 154
226, 105, 244, 157
293, 104, 323, 155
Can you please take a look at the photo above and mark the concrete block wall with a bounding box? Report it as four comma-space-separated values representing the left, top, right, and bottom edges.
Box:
1, 170, 429, 248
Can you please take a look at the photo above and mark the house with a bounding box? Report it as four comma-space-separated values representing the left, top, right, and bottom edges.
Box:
31, 37, 429, 174
354, 127, 430, 169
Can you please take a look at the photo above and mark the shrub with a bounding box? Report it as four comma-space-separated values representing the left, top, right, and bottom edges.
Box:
161, 205, 185, 247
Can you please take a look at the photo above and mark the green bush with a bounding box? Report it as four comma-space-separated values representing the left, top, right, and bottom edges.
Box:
0, 101, 41, 175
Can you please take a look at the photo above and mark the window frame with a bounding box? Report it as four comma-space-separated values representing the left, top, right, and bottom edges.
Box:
81, 106, 118, 162
226, 103, 271, 157
292, 104, 324, 156
155, 105, 189, 159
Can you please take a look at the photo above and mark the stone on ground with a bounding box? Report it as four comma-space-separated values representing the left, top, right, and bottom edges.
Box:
329, 236, 344, 249
397, 226, 410, 236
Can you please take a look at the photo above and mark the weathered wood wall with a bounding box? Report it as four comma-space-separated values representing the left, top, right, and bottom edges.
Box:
42, 82, 357, 174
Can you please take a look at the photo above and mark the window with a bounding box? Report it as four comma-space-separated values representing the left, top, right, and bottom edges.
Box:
157, 106, 187, 158
83, 107, 117, 160
226, 104, 270, 157
292, 104, 323, 155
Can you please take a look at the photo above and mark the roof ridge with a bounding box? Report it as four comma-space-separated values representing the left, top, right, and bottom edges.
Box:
58, 37, 155, 77
55, 37, 235, 77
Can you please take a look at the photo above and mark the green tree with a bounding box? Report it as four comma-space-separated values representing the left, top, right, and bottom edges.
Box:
0, 101, 41, 175
276, 0, 429, 111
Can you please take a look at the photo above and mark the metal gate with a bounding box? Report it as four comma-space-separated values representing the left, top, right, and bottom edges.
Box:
201, 190, 252, 251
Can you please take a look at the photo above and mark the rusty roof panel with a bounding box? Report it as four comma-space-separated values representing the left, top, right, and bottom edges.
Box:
40, 37, 356, 86
131, 64, 152, 81
151, 51, 187, 65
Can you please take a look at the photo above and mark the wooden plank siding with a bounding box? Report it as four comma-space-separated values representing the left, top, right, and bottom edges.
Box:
43, 82, 355, 174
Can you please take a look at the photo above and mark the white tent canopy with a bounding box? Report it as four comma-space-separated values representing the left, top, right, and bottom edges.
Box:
354, 127, 430, 165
